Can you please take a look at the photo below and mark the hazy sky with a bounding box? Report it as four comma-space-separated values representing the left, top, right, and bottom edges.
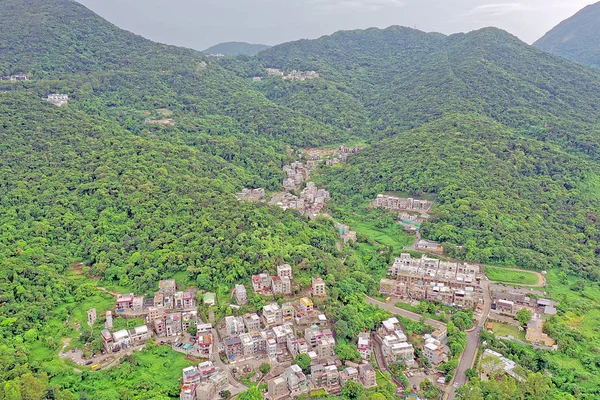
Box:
76, 0, 594, 50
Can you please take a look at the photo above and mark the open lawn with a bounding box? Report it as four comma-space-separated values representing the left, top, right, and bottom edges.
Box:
484, 266, 540, 285
491, 322, 526, 341
348, 218, 413, 253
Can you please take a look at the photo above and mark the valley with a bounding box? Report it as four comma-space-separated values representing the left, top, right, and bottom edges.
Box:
2, 1, 600, 400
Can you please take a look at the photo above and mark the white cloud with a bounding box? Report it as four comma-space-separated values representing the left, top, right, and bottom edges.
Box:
465, 3, 532, 17
310, 0, 406, 12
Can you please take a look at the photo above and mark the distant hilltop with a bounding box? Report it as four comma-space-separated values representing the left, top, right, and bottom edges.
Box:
202, 41, 271, 56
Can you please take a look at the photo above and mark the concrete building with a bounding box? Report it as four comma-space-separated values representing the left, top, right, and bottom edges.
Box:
283, 364, 309, 397
225, 316, 245, 336
244, 313, 261, 332
47, 94, 69, 106
235, 284, 248, 305
277, 264, 293, 278
358, 363, 377, 388
263, 303, 283, 326
312, 277, 326, 297
423, 335, 448, 365
87, 308, 97, 328
357, 332, 371, 361
269, 376, 290, 400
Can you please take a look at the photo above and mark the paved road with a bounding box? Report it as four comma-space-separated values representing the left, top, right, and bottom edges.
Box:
211, 328, 248, 394
365, 296, 447, 331
446, 280, 491, 400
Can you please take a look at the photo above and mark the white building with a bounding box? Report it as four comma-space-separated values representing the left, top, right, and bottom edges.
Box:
47, 94, 69, 106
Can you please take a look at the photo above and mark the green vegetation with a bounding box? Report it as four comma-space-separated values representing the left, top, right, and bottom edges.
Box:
485, 267, 540, 285
534, 2, 600, 68
515, 309, 533, 327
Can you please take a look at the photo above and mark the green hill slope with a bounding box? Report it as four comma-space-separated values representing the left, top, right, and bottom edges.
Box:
320, 114, 600, 279
534, 2, 600, 68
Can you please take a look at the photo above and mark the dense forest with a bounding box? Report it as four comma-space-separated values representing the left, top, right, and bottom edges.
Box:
3, 0, 600, 398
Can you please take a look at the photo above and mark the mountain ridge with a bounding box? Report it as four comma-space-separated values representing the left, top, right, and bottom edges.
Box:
534, 1, 600, 68
202, 41, 271, 55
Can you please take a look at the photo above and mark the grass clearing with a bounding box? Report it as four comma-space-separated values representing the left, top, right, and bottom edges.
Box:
491, 322, 526, 341
484, 266, 539, 285
348, 218, 413, 253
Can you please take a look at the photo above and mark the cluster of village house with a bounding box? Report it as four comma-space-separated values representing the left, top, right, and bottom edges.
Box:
489, 285, 558, 347
96, 280, 205, 354
373, 194, 445, 253
375, 317, 449, 368
268, 162, 331, 217
253, 68, 320, 82
1, 73, 28, 81
323, 145, 364, 166
380, 253, 483, 309
180, 361, 228, 400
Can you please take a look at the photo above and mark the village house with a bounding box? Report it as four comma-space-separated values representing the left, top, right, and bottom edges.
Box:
268, 376, 290, 400
100, 325, 149, 352
340, 366, 359, 385
526, 314, 556, 347
357, 332, 372, 361
480, 349, 525, 382
181, 311, 198, 332
311, 364, 341, 394
415, 239, 444, 255
277, 264, 294, 278
225, 316, 245, 336
196, 332, 213, 358
203, 292, 216, 306
234, 284, 248, 305
252, 273, 271, 294
225, 336, 243, 358
423, 334, 448, 365
283, 364, 310, 397
358, 363, 377, 388
47, 94, 69, 106
282, 302, 295, 322
236, 188, 265, 202
312, 277, 326, 297
243, 313, 261, 332
196, 370, 228, 400
375, 195, 433, 212
299, 297, 314, 314
263, 303, 284, 326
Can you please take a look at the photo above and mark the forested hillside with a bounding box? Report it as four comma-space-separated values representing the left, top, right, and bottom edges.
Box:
535, 1, 600, 68
319, 114, 600, 279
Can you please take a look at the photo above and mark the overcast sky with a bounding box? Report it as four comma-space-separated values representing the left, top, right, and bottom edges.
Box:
76, 0, 594, 50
